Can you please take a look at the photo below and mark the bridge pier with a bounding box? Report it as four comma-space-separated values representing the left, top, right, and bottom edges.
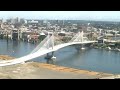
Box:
75, 44, 85, 52
45, 52, 56, 64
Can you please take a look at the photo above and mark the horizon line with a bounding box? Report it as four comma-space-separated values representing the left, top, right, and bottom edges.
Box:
1, 18, 120, 22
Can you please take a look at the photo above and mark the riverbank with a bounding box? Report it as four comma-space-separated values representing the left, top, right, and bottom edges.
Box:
0, 55, 115, 79
0, 55, 15, 60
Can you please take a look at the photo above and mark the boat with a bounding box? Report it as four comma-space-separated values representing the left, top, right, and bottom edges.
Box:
117, 49, 120, 51
81, 47, 85, 50
106, 47, 111, 50
51, 56, 56, 60
115, 48, 120, 52
81, 44, 85, 50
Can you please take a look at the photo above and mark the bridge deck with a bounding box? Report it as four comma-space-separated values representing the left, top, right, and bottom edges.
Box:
0, 31, 97, 66
0, 41, 96, 66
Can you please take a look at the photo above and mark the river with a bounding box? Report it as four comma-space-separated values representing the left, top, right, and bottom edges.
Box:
0, 39, 120, 74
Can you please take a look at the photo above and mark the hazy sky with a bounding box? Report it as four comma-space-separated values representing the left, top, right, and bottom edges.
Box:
0, 11, 120, 21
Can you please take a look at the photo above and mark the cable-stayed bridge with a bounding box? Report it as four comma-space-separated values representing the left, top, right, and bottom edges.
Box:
0, 31, 97, 66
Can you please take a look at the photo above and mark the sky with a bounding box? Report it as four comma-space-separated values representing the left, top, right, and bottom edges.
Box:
0, 11, 120, 21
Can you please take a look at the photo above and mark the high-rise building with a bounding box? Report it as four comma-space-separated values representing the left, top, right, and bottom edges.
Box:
47, 22, 51, 29
20, 18, 25, 24
11, 17, 19, 24
43, 20, 47, 24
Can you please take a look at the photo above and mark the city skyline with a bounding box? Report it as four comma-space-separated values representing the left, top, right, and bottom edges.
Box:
0, 11, 120, 21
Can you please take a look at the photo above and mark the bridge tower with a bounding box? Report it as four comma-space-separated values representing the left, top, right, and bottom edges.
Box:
45, 32, 56, 64
74, 31, 85, 51
81, 31, 85, 50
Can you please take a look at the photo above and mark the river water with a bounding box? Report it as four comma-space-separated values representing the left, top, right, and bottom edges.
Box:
0, 39, 120, 74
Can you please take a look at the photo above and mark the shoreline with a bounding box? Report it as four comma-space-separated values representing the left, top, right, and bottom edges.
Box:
28, 62, 114, 78
0, 55, 115, 79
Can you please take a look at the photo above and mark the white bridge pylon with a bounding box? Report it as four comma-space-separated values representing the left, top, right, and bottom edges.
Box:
0, 31, 97, 66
